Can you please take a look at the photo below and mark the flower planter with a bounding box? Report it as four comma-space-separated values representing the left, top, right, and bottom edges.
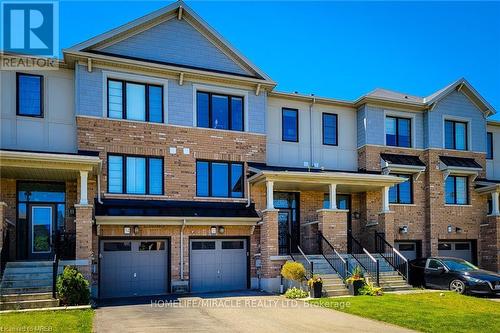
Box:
309, 283, 323, 298
348, 280, 364, 296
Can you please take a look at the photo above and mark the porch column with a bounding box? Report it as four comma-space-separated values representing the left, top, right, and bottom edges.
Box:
260, 208, 280, 282
266, 181, 274, 210
79, 170, 88, 205
329, 183, 337, 210
491, 192, 500, 216
317, 209, 348, 253
381, 186, 390, 213
75, 204, 93, 281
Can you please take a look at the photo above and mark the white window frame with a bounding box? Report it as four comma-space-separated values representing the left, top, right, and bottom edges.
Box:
442, 115, 472, 151
192, 83, 249, 132
101, 70, 168, 123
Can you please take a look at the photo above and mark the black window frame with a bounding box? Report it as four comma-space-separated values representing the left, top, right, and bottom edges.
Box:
196, 91, 244, 132
322, 113, 338, 146
389, 174, 414, 204
196, 160, 244, 198
445, 120, 468, 151
445, 175, 469, 205
487, 132, 493, 159
107, 78, 164, 123
16, 72, 44, 118
386, 116, 412, 148
282, 107, 299, 142
107, 153, 164, 195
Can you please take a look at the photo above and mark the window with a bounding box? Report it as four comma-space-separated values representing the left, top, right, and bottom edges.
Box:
107, 154, 163, 195
17, 73, 43, 117
389, 174, 413, 204
196, 91, 244, 131
282, 108, 298, 142
222, 241, 244, 249
322, 113, 338, 146
192, 241, 216, 250
107, 79, 163, 123
445, 120, 468, 150
196, 161, 244, 198
398, 243, 415, 252
487, 132, 493, 159
103, 242, 131, 251
438, 243, 451, 251
139, 241, 165, 251
445, 175, 468, 205
428, 259, 444, 269
386, 116, 411, 147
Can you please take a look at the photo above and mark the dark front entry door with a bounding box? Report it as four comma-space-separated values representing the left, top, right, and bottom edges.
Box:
28, 204, 55, 260
278, 210, 295, 255
337, 195, 352, 253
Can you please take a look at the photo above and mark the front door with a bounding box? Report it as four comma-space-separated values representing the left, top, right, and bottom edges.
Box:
278, 210, 295, 254
337, 195, 352, 252
28, 205, 54, 260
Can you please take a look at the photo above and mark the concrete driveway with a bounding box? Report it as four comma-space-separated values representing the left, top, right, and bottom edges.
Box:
94, 291, 414, 333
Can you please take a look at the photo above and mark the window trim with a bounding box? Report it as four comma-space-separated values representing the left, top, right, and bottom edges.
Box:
107, 153, 164, 195
322, 113, 338, 146
445, 175, 469, 205
195, 91, 244, 132
389, 173, 414, 204
282, 107, 299, 143
196, 160, 244, 198
487, 132, 493, 159
16, 72, 44, 118
107, 78, 164, 123
444, 119, 469, 151
386, 116, 412, 148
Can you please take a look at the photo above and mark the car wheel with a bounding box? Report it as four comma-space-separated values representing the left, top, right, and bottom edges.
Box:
449, 279, 466, 294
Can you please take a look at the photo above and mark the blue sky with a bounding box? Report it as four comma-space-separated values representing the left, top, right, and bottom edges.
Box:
59, 1, 500, 119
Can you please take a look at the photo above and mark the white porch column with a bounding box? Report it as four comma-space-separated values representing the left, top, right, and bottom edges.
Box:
79, 170, 88, 205
266, 181, 274, 210
492, 192, 500, 216
381, 186, 390, 213
329, 183, 337, 210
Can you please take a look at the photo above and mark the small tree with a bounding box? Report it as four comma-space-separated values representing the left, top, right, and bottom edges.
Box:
56, 266, 90, 305
281, 261, 306, 282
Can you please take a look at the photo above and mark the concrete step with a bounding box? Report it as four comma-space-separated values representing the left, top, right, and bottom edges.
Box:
381, 285, 413, 292
6, 261, 53, 268
323, 289, 350, 297
0, 292, 53, 302
2, 272, 53, 281
0, 298, 59, 311
1, 279, 52, 288
0, 286, 52, 295
3, 266, 53, 274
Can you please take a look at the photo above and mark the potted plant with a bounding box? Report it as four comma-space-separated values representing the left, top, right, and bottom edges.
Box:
307, 275, 323, 298
345, 265, 365, 296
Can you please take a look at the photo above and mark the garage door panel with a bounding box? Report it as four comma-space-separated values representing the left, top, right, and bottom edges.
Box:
100, 239, 168, 298
438, 241, 472, 262
190, 239, 247, 293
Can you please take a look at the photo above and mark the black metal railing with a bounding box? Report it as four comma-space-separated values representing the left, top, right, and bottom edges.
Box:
0, 223, 12, 278
374, 231, 409, 281
348, 234, 380, 286
318, 231, 349, 280
287, 233, 314, 279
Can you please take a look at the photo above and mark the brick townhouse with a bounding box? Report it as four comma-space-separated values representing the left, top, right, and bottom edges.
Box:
1, 1, 499, 303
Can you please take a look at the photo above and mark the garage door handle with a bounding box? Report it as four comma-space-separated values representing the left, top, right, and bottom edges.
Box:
134, 273, 137, 278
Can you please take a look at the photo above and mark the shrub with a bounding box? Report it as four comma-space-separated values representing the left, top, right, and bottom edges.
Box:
281, 261, 306, 282
285, 287, 308, 299
56, 266, 90, 305
358, 282, 383, 296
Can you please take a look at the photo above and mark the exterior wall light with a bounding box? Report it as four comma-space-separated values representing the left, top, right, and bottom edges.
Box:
210, 226, 217, 235
133, 225, 140, 235
447, 225, 453, 233
399, 226, 408, 234
218, 226, 225, 234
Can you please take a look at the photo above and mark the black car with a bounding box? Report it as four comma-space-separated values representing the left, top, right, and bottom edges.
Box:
409, 257, 500, 296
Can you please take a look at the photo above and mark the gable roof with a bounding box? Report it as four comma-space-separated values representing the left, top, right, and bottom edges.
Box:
64, 1, 274, 84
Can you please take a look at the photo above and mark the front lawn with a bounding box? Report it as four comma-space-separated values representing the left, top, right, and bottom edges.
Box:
309, 292, 499, 333
0, 309, 94, 333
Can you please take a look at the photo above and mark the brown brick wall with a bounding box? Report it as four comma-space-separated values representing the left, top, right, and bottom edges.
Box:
77, 116, 266, 201
480, 216, 500, 272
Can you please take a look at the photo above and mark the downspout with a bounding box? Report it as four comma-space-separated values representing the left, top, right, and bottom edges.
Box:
309, 97, 316, 169
246, 178, 251, 207
180, 219, 187, 280
97, 161, 103, 204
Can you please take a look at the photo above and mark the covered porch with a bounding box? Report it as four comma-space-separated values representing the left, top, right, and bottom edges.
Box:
0, 150, 101, 274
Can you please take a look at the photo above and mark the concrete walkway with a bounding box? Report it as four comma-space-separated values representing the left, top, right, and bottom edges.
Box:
94, 291, 414, 333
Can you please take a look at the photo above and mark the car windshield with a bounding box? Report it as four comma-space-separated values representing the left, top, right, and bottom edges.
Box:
442, 259, 477, 272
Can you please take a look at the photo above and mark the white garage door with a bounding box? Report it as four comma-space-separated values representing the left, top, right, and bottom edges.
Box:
438, 241, 472, 262
190, 239, 247, 293
395, 242, 417, 260
100, 240, 168, 298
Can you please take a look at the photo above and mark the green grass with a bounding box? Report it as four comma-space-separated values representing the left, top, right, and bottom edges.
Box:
0, 309, 94, 333
309, 292, 499, 333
